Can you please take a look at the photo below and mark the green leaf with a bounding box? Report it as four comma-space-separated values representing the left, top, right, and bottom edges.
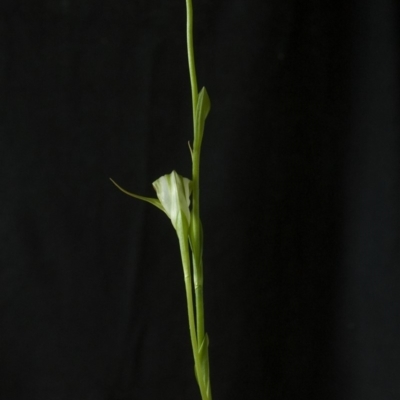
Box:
194, 87, 211, 151
197, 333, 211, 397
109, 178, 165, 213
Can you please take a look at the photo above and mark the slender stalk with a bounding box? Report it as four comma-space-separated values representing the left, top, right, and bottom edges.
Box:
185, 0, 198, 124
191, 142, 204, 344
177, 226, 197, 361
194, 264, 204, 344
185, 1, 211, 399
186, 0, 205, 347
177, 224, 209, 400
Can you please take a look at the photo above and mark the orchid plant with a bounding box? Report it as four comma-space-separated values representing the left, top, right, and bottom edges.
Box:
110, 1, 212, 399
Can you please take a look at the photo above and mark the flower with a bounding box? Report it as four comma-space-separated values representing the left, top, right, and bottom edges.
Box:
152, 171, 192, 230
110, 170, 192, 231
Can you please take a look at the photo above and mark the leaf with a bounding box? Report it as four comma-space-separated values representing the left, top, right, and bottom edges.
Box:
109, 178, 165, 213
197, 333, 211, 397
194, 87, 211, 151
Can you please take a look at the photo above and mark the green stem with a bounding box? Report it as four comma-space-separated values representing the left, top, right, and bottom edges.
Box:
176, 224, 197, 356
186, 0, 204, 348
191, 143, 204, 343
177, 223, 209, 400
194, 264, 204, 345
185, 1, 211, 399
185, 0, 198, 126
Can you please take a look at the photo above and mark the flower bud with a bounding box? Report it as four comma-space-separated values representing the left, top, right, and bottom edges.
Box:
152, 171, 192, 230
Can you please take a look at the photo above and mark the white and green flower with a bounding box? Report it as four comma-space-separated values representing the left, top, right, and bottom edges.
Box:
110, 170, 192, 231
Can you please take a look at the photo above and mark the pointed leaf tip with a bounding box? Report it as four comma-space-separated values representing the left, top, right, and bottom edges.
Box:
110, 177, 165, 212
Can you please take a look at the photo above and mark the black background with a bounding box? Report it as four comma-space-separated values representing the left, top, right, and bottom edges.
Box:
0, 0, 399, 399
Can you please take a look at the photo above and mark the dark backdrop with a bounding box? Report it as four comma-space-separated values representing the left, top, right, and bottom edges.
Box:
0, 0, 399, 399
